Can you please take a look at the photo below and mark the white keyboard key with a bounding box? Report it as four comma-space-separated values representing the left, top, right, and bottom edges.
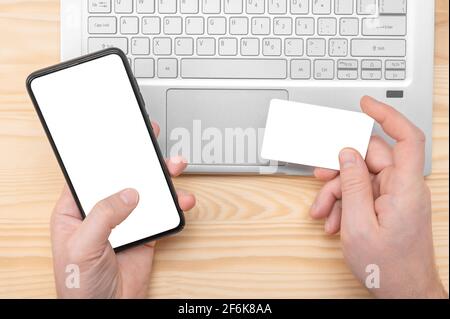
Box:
307, 38, 326, 56
337, 59, 358, 69
318, 18, 337, 36
120, 17, 139, 34
208, 17, 226, 35
137, 0, 155, 13
329, 38, 347, 56
351, 39, 406, 57
186, 17, 204, 35
181, 59, 287, 79
269, 0, 287, 14
114, 0, 133, 13
386, 60, 406, 70
362, 16, 406, 36
158, 0, 177, 13
88, 37, 128, 53
202, 0, 221, 13
340, 18, 358, 36
274, 17, 292, 35
337, 60, 358, 80
362, 70, 382, 80
164, 16, 182, 34
230, 17, 248, 35
241, 38, 259, 56
134, 58, 155, 78
338, 70, 358, 79
291, 59, 311, 79
142, 17, 161, 34
89, 0, 111, 13
158, 58, 178, 78
312, 0, 331, 14
181, 0, 199, 13
175, 37, 194, 55
219, 38, 238, 55
153, 37, 172, 55
385, 70, 406, 80
285, 38, 303, 56
379, 0, 406, 15
252, 17, 270, 35
295, 18, 314, 35
314, 59, 334, 79
132, 37, 150, 55
246, 0, 264, 14
290, 0, 309, 14
197, 38, 216, 55
225, 0, 243, 13
263, 38, 282, 56
357, 0, 376, 15
88, 17, 116, 34
361, 59, 382, 69
335, 0, 353, 14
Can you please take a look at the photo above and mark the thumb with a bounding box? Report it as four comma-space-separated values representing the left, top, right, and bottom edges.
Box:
339, 148, 378, 233
74, 189, 139, 251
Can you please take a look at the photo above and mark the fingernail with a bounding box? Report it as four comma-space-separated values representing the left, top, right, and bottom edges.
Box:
170, 156, 187, 165
339, 149, 356, 168
362, 95, 378, 103
120, 189, 139, 206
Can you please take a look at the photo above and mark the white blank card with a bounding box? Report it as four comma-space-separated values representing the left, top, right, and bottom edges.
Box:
261, 99, 374, 170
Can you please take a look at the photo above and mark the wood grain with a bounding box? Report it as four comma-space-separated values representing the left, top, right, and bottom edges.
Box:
0, 0, 448, 298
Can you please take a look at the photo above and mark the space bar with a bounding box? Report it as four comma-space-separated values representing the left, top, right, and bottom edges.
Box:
181, 59, 287, 79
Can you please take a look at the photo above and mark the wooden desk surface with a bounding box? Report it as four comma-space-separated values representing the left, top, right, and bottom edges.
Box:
0, 1, 448, 298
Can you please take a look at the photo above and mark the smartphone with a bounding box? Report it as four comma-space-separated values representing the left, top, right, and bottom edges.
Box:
26, 48, 184, 251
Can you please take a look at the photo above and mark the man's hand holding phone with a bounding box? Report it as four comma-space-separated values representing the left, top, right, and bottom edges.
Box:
51, 122, 196, 299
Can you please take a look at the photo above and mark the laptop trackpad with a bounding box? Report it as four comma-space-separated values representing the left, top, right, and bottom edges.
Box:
166, 89, 288, 165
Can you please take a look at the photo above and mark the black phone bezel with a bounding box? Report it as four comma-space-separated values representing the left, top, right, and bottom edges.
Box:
26, 48, 185, 252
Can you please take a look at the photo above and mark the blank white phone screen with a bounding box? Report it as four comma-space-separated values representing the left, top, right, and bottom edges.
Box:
30, 53, 181, 248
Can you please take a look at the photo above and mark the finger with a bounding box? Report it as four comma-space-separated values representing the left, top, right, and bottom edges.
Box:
74, 189, 139, 249
313, 168, 339, 181
360, 96, 425, 174
177, 190, 196, 211
116, 243, 155, 291
117, 242, 155, 268
310, 176, 342, 219
370, 173, 381, 199
339, 148, 378, 233
52, 185, 82, 220
151, 121, 160, 138
166, 156, 188, 177
365, 135, 394, 174
374, 193, 396, 219
325, 200, 342, 234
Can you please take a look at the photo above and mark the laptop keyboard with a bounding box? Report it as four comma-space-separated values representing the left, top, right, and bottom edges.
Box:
86, 0, 407, 80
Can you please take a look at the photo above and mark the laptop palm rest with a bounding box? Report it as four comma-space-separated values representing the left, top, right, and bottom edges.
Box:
166, 89, 288, 165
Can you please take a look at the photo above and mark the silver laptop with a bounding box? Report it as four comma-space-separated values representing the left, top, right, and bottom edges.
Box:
61, 0, 434, 175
